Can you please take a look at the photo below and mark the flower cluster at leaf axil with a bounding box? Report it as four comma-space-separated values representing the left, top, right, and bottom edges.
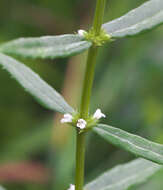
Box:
61, 109, 106, 131
78, 29, 111, 46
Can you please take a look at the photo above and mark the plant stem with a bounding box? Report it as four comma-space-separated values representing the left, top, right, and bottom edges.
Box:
75, 132, 86, 190
93, 0, 106, 36
80, 46, 98, 119
75, 0, 106, 190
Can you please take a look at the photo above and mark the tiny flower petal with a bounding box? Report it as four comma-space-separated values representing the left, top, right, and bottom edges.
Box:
61, 113, 73, 123
93, 109, 106, 120
67, 184, 75, 190
77, 119, 87, 129
78, 29, 86, 37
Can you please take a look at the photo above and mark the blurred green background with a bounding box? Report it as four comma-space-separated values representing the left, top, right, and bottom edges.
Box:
0, 0, 163, 190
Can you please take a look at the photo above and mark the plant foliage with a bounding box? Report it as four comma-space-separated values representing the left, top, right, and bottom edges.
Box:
0, 0, 163, 190
103, 0, 163, 38
0, 53, 74, 114
94, 124, 163, 164
0, 35, 91, 59
85, 158, 162, 190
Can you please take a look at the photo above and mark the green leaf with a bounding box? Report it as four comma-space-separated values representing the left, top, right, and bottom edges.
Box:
130, 167, 163, 190
103, 0, 163, 38
0, 34, 92, 59
93, 124, 163, 164
0, 53, 74, 113
85, 158, 162, 190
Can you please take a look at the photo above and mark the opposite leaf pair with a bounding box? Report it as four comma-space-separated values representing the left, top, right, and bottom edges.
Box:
0, 0, 163, 189
0, 0, 163, 166
0, 0, 163, 60
1, 50, 163, 190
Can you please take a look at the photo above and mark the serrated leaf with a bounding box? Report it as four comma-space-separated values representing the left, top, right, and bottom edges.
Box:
85, 158, 162, 190
0, 53, 74, 113
103, 0, 163, 38
93, 124, 163, 165
0, 34, 92, 59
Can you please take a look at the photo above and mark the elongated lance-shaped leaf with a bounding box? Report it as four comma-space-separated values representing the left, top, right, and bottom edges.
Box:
0, 34, 92, 59
103, 0, 163, 38
85, 158, 162, 190
0, 53, 74, 114
93, 124, 163, 165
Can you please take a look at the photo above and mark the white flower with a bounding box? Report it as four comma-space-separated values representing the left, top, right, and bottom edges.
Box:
67, 184, 75, 190
60, 113, 73, 123
77, 119, 87, 129
78, 29, 86, 37
93, 109, 106, 120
